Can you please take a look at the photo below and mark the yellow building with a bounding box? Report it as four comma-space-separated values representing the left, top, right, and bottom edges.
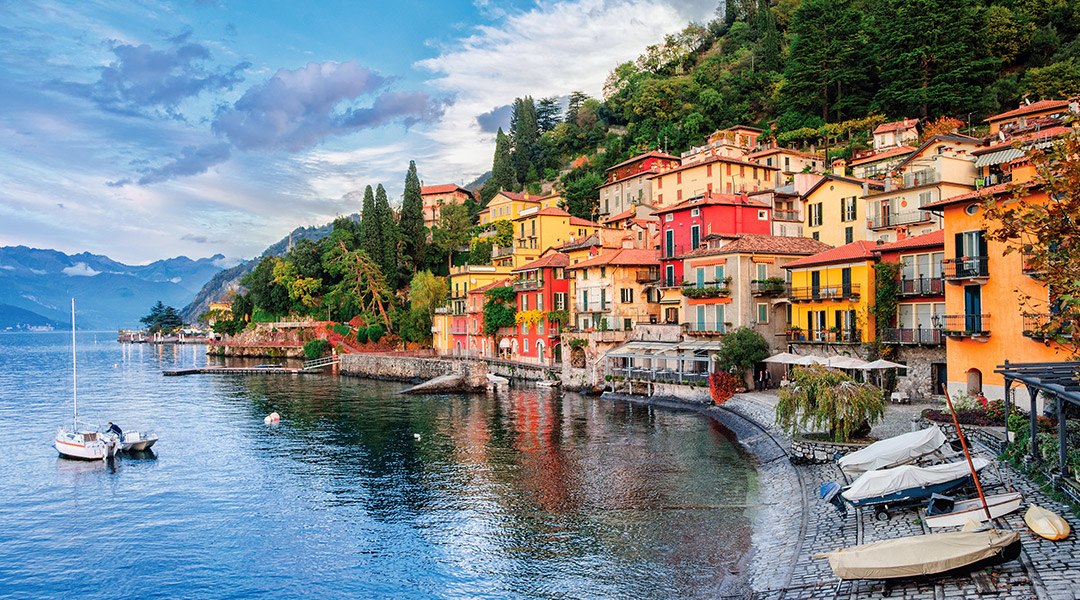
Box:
431, 308, 453, 356
448, 264, 512, 315
649, 156, 778, 208
478, 191, 563, 225
801, 174, 884, 246
566, 248, 661, 331
783, 241, 878, 344
493, 207, 602, 269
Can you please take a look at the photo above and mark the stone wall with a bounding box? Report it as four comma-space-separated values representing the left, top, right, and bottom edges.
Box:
339, 354, 488, 390
893, 345, 946, 400
788, 435, 868, 464
207, 344, 305, 359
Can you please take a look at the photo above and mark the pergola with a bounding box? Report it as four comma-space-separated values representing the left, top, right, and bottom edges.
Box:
995, 360, 1080, 502
606, 340, 721, 385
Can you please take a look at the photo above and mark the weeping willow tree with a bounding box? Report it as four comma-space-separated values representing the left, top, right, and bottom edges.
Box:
776, 364, 886, 442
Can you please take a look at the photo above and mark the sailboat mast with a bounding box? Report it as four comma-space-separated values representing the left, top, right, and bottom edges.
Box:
942, 384, 992, 521
71, 298, 77, 428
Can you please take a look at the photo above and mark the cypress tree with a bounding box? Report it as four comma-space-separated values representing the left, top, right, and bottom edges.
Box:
492, 128, 514, 191
399, 160, 425, 276
510, 97, 538, 187
375, 184, 398, 289
360, 185, 378, 261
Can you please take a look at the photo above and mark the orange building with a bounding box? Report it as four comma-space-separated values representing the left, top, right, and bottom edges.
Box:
984, 99, 1075, 136
650, 156, 778, 207
421, 184, 473, 230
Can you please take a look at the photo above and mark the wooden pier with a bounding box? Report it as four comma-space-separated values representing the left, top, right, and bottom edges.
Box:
163, 356, 340, 377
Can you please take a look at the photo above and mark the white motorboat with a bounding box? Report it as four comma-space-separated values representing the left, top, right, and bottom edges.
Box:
486, 372, 509, 386
536, 380, 560, 387
120, 431, 159, 452
55, 299, 120, 461
925, 491, 1024, 528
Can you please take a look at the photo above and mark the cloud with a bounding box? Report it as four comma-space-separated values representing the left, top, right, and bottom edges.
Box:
0, 265, 13, 270
63, 262, 101, 276
106, 178, 131, 187
212, 255, 242, 268
137, 143, 231, 185
170, 277, 182, 283
181, 233, 209, 243
476, 103, 512, 133
213, 61, 449, 152
54, 37, 249, 117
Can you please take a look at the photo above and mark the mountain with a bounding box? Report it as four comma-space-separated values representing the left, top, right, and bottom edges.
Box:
464, 171, 491, 192
179, 215, 361, 324
0, 303, 65, 331
0, 246, 226, 330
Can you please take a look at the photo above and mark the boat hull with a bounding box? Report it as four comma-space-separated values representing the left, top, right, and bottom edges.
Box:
846, 476, 974, 509
1025, 504, 1071, 540
121, 432, 158, 452
925, 492, 1023, 528
815, 530, 1021, 580
55, 429, 119, 460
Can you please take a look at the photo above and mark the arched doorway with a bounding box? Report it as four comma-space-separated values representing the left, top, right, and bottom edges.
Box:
536, 339, 545, 364
553, 343, 562, 364
966, 368, 982, 395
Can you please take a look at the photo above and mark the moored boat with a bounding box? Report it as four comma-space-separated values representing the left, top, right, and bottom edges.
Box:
924, 491, 1023, 528
814, 529, 1021, 580
838, 426, 952, 476
55, 299, 120, 461
120, 431, 159, 452
824, 457, 989, 520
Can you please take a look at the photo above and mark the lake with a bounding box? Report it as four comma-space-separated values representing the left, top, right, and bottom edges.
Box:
0, 332, 756, 599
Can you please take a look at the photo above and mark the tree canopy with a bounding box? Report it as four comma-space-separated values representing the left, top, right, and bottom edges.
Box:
140, 301, 184, 333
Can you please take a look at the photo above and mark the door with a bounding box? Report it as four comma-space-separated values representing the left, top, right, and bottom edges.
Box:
691, 225, 700, 250
665, 264, 675, 287
811, 271, 821, 300
696, 267, 705, 288
841, 268, 852, 298
964, 285, 982, 333
697, 306, 705, 332
665, 229, 674, 258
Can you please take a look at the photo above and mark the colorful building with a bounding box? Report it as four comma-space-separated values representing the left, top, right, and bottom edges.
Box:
848, 145, 917, 180
746, 146, 825, 187
597, 151, 680, 217
682, 125, 763, 160
421, 184, 473, 230
432, 307, 453, 356
872, 118, 920, 151
566, 248, 661, 331
455, 277, 511, 358
510, 250, 570, 365
480, 191, 540, 225
800, 175, 883, 247
863, 134, 980, 243
650, 156, 778, 207
783, 241, 879, 345
493, 207, 602, 269
984, 98, 1074, 135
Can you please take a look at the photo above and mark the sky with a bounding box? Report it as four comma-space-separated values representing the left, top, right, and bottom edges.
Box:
0, 0, 715, 265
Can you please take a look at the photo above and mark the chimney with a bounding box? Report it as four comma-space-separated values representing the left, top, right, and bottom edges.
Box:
832, 159, 846, 177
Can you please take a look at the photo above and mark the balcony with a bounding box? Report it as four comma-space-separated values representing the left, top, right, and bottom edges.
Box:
882, 328, 943, 345
897, 277, 944, 296
773, 208, 801, 222
684, 321, 728, 335
901, 169, 940, 189
1022, 313, 1076, 339
786, 328, 862, 343
492, 245, 515, 258
636, 269, 660, 284
659, 275, 681, 289
974, 172, 1012, 190
751, 280, 789, 297
661, 244, 688, 260
513, 278, 542, 291
682, 286, 731, 300
942, 257, 989, 281
1022, 247, 1041, 275
939, 314, 991, 337
575, 303, 611, 313
869, 210, 934, 230
790, 284, 861, 302
448, 328, 468, 335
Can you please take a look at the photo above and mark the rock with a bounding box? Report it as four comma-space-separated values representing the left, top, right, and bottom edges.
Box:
399, 374, 464, 394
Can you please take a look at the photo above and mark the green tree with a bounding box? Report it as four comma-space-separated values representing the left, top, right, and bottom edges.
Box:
715, 327, 771, 387
432, 201, 473, 272
323, 241, 393, 328
374, 184, 399, 289
536, 97, 561, 133
561, 169, 604, 220
566, 91, 589, 125
399, 160, 426, 276
360, 185, 378, 262
1022, 59, 1080, 99
469, 236, 493, 265
492, 128, 514, 192
510, 97, 539, 187
242, 256, 291, 317
140, 301, 184, 333
482, 286, 517, 348
409, 270, 448, 315
775, 364, 887, 442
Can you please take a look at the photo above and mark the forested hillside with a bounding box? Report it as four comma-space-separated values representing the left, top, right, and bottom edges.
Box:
473, 0, 1080, 219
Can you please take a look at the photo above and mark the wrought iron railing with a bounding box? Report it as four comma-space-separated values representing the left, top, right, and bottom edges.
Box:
869, 210, 933, 229
882, 327, 943, 345
939, 314, 991, 336
897, 277, 944, 296
942, 257, 989, 279
786, 328, 862, 343
636, 269, 660, 283
790, 284, 861, 302
751, 281, 789, 296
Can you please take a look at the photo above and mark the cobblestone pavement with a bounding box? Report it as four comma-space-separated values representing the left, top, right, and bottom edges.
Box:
720, 391, 1079, 600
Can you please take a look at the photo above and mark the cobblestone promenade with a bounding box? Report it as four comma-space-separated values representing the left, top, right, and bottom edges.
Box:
718, 391, 1080, 600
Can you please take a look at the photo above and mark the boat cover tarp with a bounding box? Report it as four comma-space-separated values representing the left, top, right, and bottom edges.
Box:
814, 529, 1019, 580
842, 458, 988, 503
838, 426, 947, 475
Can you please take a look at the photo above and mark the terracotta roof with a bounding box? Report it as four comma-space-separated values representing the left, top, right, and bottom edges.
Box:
569, 216, 600, 227
649, 154, 779, 179
717, 234, 833, 256
874, 230, 944, 253
985, 99, 1072, 123
467, 278, 512, 295
921, 181, 1039, 210
493, 191, 540, 203
801, 174, 884, 199
421, 184, 471, 196
557, 233, 602, 251
848, 145, 917, 166
566, 248, 659, 270
746, 147, 825, 161
478, 207, 490, 214
605, 151, 680, 172
973, 126, 1073, 155
892, 134, 983, 171
603, 208, 637, 223
873, 118, 919, 135
783, 240, 879, 269
513, 251, 569, 272
654, 192, 771, 215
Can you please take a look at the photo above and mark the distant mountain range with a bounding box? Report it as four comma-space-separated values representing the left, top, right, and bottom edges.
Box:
0, 303, 65, 331
0, 246, 227, 330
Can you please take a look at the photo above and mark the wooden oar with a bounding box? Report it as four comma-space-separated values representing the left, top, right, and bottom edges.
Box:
942, 384, 993, 522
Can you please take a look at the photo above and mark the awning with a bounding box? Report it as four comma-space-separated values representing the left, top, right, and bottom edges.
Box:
974, 147, 1024, 168
607, 340, 713, 363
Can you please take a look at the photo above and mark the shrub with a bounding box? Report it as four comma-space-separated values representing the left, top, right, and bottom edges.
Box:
987, 399, 1008, 423
332, 323, 351, 337
303, 339, 331, 359
776, 364, 886, 442
709, 372, 739, 404
367, 324, 385, 343
355, 326, 368, 344
252, 308, 278, 323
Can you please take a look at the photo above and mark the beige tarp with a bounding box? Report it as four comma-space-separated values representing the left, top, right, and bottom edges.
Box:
814, 530, 1019, 579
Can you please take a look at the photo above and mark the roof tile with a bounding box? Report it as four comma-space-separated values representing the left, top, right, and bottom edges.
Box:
782, 240, 879, 269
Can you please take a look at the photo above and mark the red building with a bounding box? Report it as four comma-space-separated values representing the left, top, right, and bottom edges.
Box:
510, 250, 570, 365
421, 184, 473, 229
655, 192, 772, 286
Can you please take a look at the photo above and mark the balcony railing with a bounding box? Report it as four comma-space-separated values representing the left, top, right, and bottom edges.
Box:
682, 286, 731, 299
869, 210, 934, 230
897, 277, 944, 296
901, 169, 940, 188
974, 172, 1012, 189
882, 328, 943, 345
1022, 313, 1076, 339
575, 303, 611, 313
636, 269, 660, 284
751, 281, 789, 296
661, 244, 688, 260
659, 275, 681, 289
773, 208, 801, 221
786, 328, 862, 343
1022, 248, 1040, 274
448, 328, 468, 335
939, 314, 991, 336
513, 279, 542, 291
942, 257, 989, 280
685, 321, 728, 334
790, 284, 861, 302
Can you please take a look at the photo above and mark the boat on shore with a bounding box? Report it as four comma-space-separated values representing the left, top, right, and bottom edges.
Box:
924, 491, 1023, 528
837, 426, 955, 476
1025, 504, 1070, 540
814, 529, 1021, 580
823, 457, 989, 520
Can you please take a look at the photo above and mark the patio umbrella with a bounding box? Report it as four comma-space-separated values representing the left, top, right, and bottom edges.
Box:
858, 359, 905, 370
829, 356, 870, 369
764, 352, 799, 364
792, 354, 829, 365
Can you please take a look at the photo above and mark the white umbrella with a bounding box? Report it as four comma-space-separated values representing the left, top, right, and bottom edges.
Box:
792, 354, 828, 365
764, 352, 799, 364
829, 356, 870, 369
858, 359, 905, 370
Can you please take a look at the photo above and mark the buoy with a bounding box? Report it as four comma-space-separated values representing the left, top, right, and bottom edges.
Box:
413, 433, 421, 440
264, 412, 280, 425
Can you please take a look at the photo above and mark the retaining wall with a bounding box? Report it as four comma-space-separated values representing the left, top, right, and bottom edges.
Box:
339, 354, 488, 389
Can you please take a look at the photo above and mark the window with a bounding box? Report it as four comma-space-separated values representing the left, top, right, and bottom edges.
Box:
623, 318, 632, 330
537, 320, 544, 334
706, 164, 712, 177
756, 264, 767, 281
620, 288, 633, 303
600, 288, 608, 309
665, 214, 673, 222
691, 225, 700, 249
757, 303, 769, 323
784, 157, 791, 171
521, 295, 528, 311
842, 197, 857, 222
600, 267, 606, 278
582, 269, 588, 280
845, 226, 853, 244
812, 231, 820, 241
537, 295, 543, 311
522, 322, 529, 335
809, 203, 823, 227
581, 291, 589, 310
691, 207, 700, 217
554, 292, 566, 310
758, 210, 768, 220
715, 265, 724, 282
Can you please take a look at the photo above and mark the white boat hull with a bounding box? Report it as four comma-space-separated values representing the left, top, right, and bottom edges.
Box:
925, 492, 1023, 528
55, 429, 119, 461
121, 431, 158, 452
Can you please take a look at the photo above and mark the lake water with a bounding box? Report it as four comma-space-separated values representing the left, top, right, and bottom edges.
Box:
0, 332, 757, 599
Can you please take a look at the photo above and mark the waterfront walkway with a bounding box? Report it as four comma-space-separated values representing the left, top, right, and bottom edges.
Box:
720, 391, 1080, 600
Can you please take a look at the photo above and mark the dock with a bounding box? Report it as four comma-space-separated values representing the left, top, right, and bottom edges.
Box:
163, 356, 341, 377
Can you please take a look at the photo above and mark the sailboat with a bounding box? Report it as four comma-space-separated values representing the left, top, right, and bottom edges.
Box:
54, 299, 119, 461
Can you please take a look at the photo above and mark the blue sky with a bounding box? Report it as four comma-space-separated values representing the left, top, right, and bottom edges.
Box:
0, 0, 714, 264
